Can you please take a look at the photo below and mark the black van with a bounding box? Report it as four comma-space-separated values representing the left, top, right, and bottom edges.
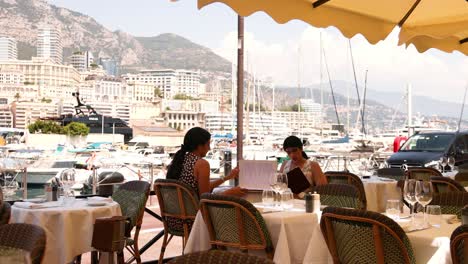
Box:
386, 131, 468, 169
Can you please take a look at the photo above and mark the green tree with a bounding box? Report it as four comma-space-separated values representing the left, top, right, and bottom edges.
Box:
63, 122, 90, 136
41, 97, 52, 103
154, 87, 163, 98
173, 93, 196, 100
28, 120, 64, 134
14, 93, 20, 101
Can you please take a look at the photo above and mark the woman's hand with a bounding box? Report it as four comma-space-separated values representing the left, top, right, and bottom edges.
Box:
221, 186, 247, 197
226, 167, 240, 181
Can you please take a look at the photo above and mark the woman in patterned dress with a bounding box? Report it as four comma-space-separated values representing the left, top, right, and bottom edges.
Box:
279, 136, 327, 192
166, 127, 245, 196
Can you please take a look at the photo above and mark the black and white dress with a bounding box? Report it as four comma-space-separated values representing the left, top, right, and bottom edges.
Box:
166, 152, 200, 232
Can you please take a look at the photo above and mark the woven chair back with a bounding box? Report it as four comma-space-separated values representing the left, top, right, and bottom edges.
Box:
154, 179, 199, 235
200, 194, 274, 256
451, 225, 468, 264
325, 171, 367, 210
320, 207, 415, 264
313, 183, 363, 210
0, 223, 46, 264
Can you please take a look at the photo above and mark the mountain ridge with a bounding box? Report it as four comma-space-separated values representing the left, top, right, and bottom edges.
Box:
0, 0, 231, 72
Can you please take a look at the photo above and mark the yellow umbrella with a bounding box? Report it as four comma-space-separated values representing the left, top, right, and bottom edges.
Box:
198, 0, 468, 55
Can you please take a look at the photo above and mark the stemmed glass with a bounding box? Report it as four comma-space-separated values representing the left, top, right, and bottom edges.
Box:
403, 179, 418, 224
439, 156, 448, 173
415, 180, 433, 227
447, 156, 456, 172
59, 169, 76, 198
270, 173, 288, 208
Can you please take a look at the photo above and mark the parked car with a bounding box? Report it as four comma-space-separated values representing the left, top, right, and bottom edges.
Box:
386, 131, 468, 169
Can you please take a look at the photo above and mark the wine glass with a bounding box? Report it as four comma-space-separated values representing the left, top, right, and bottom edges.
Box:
59, 169, 76, 197
262, 189, 275, 207
281, 188, 294, 211
415, 180, 433, 227
439, 156, 448, 173
275, 173, 288, 195
447, 156, 456, 172
403, 179, 418, 224
270, 175, 281, 207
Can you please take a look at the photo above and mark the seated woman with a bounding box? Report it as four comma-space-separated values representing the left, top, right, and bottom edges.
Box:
279, 136, 327, 194
166, 127, 245, 197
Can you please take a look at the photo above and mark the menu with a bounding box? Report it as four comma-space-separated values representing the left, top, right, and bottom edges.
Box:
239, 160, 277, 190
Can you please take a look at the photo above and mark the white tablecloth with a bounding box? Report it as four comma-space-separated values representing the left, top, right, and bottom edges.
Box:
185, 201, 320, 264
10, 199, 121, 264
303, 215, 459, 264
362, 177, 401, 212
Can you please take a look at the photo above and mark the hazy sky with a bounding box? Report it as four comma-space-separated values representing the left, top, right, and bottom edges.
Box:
48, 0, 467, 103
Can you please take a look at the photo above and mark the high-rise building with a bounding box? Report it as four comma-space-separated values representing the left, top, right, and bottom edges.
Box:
69, 51, 94, 72
123, 69, 201, 98
0, 57, 80, 99
300, 98, 322, 114
98, 57, 119, 76
0, 37, 17, 61
37, 26, 63, 64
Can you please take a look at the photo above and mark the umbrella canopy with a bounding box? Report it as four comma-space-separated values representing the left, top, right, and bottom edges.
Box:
198, 0, 468, 55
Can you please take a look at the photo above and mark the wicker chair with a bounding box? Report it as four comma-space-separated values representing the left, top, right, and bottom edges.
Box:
312, 183, 364, 210
200, 194, 274, 259
324, 171, 367, 210
451, 225, 468, 264
154, 179, 199, 263
429, 192, 468, 218
168, 250, 275, 264
406, 167, 442, 181
376, 168, 406, 181
455, 172, 468, 187
0, 223, 46, 264
112, 180, 150, 264
0, 202, 11, 226
431, 176, 467, 193
320, 207, 415, 264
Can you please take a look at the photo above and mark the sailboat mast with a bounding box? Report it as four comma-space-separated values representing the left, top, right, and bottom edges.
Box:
253, 72, 256, 132
320, 32, 324, 132
362, 70, 368, 135
297, 44, 302, 139
322, 46, 341, 126
271, 82, 275, 133
407, 84, 413, 137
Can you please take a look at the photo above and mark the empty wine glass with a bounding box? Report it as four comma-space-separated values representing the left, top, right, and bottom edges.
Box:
386, 200, 400, 220
275, 172, 288, 194
404, 179, 418, 224
447, 156, 456, 172
262, 189, 275, 207
59, 169, 76, 197
281, 188, 294, 210
440, 156, 448, 173
415, 180, 433, 227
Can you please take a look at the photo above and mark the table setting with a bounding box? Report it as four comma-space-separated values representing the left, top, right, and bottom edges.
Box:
9, 196, 121, 264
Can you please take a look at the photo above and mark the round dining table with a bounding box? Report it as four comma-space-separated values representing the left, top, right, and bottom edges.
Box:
186, 198, 460, 264
10, 199, 121, 264
362, 176, 401, 212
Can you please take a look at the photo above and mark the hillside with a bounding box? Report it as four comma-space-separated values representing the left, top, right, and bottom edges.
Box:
0, 0, 231, 72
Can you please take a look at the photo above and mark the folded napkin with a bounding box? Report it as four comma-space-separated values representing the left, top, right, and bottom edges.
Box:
13, 201, 59, 209
87, 196, 113, 203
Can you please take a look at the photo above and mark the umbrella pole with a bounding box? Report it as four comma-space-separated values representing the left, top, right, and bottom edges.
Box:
236, 15, 244, 186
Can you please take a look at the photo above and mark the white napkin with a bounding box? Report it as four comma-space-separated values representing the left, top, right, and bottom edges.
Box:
14, 201, 59, 209
87, 196, 113, 203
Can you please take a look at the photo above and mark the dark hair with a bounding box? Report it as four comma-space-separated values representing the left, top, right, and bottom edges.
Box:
283, 136, 308, 159
166, 127, 211, 180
